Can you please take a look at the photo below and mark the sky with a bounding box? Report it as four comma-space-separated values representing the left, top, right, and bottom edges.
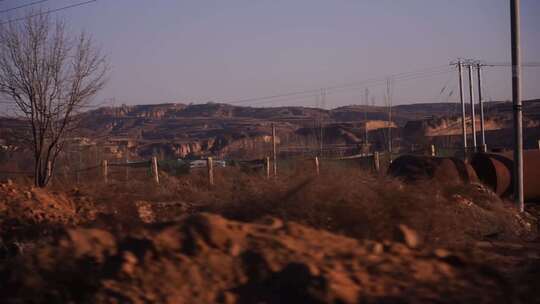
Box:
1, 0, 540, 109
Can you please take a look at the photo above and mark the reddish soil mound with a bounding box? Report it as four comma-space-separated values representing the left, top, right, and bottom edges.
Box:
1, 213, 515, 303
0, 181, 98, 257
0, 181, 78, 225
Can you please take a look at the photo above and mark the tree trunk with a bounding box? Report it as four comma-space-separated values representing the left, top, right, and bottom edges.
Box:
34, 157, 50, 188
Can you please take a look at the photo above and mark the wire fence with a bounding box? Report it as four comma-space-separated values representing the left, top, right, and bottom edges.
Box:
0, 143, 454, 186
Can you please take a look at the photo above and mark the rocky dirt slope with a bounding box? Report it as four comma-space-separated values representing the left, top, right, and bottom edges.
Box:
0, 177, 538, 303
0, 213, 522, 304
0, 181, 101, 257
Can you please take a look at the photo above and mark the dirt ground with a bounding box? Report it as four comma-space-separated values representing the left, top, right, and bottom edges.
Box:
0, 168, 539, 303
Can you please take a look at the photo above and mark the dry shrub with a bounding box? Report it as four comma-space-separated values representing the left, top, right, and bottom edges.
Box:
47, 161, 535, 248
203, 164, 535, 248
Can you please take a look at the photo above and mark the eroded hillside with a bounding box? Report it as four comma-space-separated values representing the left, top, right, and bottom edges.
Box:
1, 100, 540, 162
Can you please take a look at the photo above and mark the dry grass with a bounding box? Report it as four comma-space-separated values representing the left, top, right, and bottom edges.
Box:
54, 160, 537, 249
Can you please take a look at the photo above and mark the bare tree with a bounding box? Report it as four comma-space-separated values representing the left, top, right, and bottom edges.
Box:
0, 12, 107, 187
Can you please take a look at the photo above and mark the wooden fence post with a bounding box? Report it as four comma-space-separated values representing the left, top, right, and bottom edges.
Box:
480, 143, 487, 153
47, 161, 52, 178
272, 123, 277, 177
207, 157, 214, 186
102, 160, 108, 184
430, 144, 436, 157
125, 148, 130, 182
314, 156, 320, 176
77, 146, 82, 185
151, 156, 160, 184
373, 152, 380, 173
265, 156, 271, 179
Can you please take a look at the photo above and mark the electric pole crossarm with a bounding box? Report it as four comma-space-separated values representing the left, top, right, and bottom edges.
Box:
481, 62, 540, 67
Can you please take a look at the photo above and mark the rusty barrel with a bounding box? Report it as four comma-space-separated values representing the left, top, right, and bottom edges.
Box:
388, 155, 478, 184
470, 150, 540, 202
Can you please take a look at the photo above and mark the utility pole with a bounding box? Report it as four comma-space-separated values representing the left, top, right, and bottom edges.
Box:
476, 63, 487, 151
510, 0, 524, 212
319, 88, 326, 157
364, 88, 369, 144
386, 77, 393, 154
272, 123, 277, 177
468, 63, 478, 150
458, 60, 468, 154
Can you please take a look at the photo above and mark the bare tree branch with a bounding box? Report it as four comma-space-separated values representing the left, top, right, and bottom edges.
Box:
0, 10, 108, 187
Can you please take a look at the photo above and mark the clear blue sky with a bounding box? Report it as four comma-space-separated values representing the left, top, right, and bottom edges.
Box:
2, 0, 540, 108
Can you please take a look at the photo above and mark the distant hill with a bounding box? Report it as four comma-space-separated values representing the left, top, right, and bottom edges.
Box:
1, 99, 539, 159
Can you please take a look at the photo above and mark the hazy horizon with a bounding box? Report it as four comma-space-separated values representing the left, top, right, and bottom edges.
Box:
1, 0, 539, 109
82, 98, 540, 113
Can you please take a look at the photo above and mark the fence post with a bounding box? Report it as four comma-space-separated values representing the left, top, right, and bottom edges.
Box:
480, 143, 488, 153
373, 152, 380, 173
125, 148, 130, 182
272, 123, 277, 177
430, 144, 436, 157
207, 157, 214, 186
265, 156, 271, 179
151, 156, 160, 184
314, 156, 320, 176
538, 139, 540, 150
77, 146, 82, 185
47, 161, 52, 178
102, 160, 108, 184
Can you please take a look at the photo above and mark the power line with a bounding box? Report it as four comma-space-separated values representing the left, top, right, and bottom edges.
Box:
226, 88, 318, 106
250, 93, 320, 107
481, 62, 540, 67
326, 65, 449, 91
224, 66, 453, 106
250, 68, 453, 108
235, 68, 453, 109
0, 0, 50, 14
328, 68, 453, 95
222, 65, 449, 105
451, 59, 540, 67
135, 66, 456, 108
0, 0, 97, 25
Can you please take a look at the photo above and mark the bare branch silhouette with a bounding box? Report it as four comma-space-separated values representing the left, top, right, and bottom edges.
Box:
0, 11, 108, 187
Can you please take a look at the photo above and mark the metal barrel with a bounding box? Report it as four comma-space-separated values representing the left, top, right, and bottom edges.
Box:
471, 150, 540, 202
388, 155, 478, 184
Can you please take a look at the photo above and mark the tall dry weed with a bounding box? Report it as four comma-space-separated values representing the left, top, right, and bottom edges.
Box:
54, 160, 535, 248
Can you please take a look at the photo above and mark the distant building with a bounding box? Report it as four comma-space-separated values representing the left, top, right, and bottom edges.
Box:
107, 138, 137, 148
